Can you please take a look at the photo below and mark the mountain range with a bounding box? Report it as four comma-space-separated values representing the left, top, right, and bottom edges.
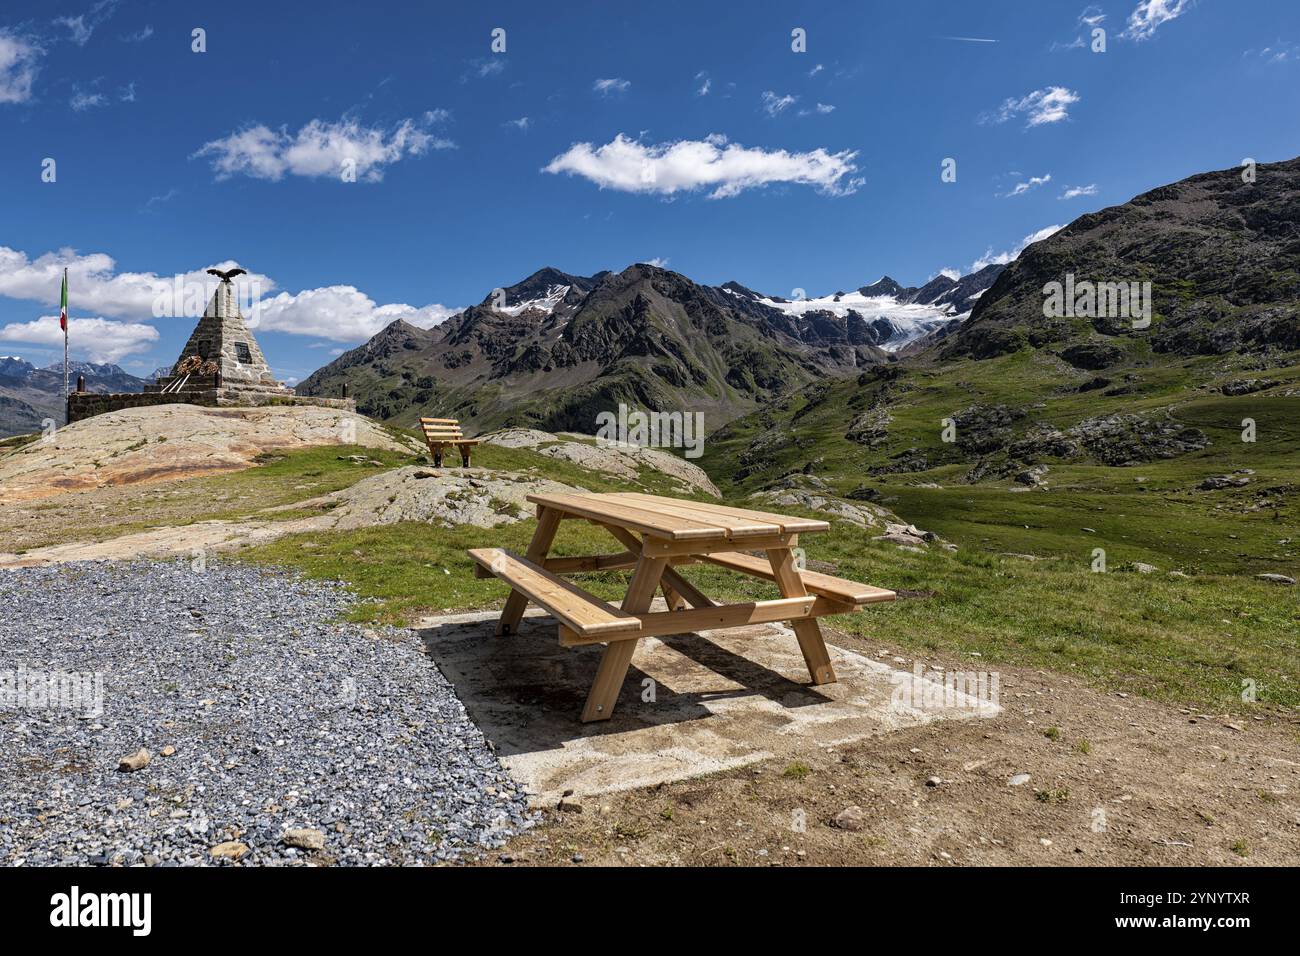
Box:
0, 359, 149, 437
297, 262, 1004, 432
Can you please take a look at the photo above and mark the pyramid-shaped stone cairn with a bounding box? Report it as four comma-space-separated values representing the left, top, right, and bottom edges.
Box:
152, 274, 289, 394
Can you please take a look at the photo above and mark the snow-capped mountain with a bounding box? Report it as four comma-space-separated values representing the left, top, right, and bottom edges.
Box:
720, 264, 1005, 352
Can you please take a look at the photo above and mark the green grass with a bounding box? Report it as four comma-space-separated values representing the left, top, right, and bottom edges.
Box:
238, 497, 1300, 712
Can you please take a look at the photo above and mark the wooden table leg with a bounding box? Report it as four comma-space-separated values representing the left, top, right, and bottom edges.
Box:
497, 506, 562, 636
601, 522, 713, 609
581, 553, 666, 722
661, 581, 687, 611
766, 547, 837, 685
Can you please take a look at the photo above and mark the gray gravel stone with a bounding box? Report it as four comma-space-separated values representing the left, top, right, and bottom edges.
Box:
0, 559, 533, 866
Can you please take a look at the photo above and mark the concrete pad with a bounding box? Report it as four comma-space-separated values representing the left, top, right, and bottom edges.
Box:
417, 603, 1000, 804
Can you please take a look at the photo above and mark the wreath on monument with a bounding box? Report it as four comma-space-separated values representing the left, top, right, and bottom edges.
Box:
174, 354, 221, 377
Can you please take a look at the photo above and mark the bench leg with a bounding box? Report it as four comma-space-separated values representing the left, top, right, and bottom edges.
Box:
497, 506, 562, 636
767, 548, 836, 685
581, 554, 666, 722
432, 445, 443, 468
460, 445, 472, 468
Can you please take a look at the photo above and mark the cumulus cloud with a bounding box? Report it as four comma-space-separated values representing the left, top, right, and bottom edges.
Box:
972, 224, 1064, 271
252, 286, 459, 340
1060, 183, 1098, 199
593, 77, 630, 96
0, 245, 458, 344
761, 90, 797, 116
1122, 0, 1192, 41
194, 112, 454, 183
988, 86, 1079, 127
1004, 173, 1051, 197
934, 268, 962, 281
0, 30, 41, 104
0, 316, 158, 363
543, 133, 862, 199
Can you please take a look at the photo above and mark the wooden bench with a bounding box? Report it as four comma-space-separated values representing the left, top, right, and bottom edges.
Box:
420, 417, 482, 467
468, 548, 640, 639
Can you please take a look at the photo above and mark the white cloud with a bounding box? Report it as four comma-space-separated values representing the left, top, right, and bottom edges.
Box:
0, 246, 275, 319
1004, 173, 1051, 197
194, 113, 454, 182
695, 71, 711, 96
0, 316, 158, 363
461, 58, 505, 82
972, 224, 1064, 271
0, 244, 461, 346
1060, 183, 1098, 199
809, 63, 824, 77
119, 81, 135, 103
934, 268, 962, 281
1122, 0, 1192, 41
761, 90, 797, 116
54, 0, 120, 47
644, 257, 670, 268
593, 77, 630, 96
252, 286, 459, 340
1079, 5, 1107, 26
121, 25, 153, 42
0, 30, 41, 104
543, 133, 862, 199
505, 116, 531, 131
70, 86, 106, 111
988, 86, 1080, 127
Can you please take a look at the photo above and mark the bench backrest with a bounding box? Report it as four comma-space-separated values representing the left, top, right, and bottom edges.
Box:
420, 417, 465, 442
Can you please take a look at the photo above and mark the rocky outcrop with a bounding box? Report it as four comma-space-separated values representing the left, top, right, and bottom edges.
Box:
0, 405, 417, 504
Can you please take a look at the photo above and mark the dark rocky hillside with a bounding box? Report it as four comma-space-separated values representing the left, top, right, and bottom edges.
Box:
948, 158, 1300, 362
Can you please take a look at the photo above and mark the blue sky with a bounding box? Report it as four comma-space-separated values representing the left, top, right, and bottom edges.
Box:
1, 0, 1298, 382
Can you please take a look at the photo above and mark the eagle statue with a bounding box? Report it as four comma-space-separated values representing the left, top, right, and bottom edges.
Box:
206, 267, 248, 282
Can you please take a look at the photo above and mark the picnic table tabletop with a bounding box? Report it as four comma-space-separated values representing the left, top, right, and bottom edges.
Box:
525, 491, 830, 541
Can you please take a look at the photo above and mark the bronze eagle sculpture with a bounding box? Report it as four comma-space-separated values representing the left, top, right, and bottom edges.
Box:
206, 267, 247, 282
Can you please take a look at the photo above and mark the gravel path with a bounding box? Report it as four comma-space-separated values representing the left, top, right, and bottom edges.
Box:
0, 560, 533, 866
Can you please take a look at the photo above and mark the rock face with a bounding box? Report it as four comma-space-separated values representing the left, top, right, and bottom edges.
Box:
0, 359, 150, 438
948, 157, 1300, 360
0, 405, 415, 504
482, 427, 721, 498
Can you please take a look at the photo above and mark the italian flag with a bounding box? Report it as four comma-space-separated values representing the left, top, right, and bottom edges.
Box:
60, 268, 68, 331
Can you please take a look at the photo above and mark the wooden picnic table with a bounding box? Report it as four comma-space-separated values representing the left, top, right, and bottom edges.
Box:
469, 491, 895, 722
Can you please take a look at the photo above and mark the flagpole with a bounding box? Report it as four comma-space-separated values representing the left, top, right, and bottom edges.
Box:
62, 267, 69, 424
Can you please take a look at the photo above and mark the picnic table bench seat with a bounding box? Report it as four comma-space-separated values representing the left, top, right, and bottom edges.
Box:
420, 417, 481, 467
468, 547, 639, 638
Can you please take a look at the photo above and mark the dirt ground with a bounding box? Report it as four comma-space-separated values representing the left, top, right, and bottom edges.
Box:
473, 624, 1300, 867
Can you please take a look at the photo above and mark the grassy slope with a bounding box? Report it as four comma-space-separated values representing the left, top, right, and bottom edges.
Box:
232, 429, 1300, 712
702, 346, 1300, 576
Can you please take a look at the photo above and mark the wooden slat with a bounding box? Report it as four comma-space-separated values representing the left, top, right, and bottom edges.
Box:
560, 595, 857, 646
699, 550, 896, 606
526, 492, 731, 541
602, 492, 782, 538
419, 417, 460, 424
640, 533, 796, 558
613, 492, 831, 535
469, 548, 640, 637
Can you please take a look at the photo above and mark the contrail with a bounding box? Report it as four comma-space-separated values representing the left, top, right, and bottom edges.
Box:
938, 36, 999, 43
